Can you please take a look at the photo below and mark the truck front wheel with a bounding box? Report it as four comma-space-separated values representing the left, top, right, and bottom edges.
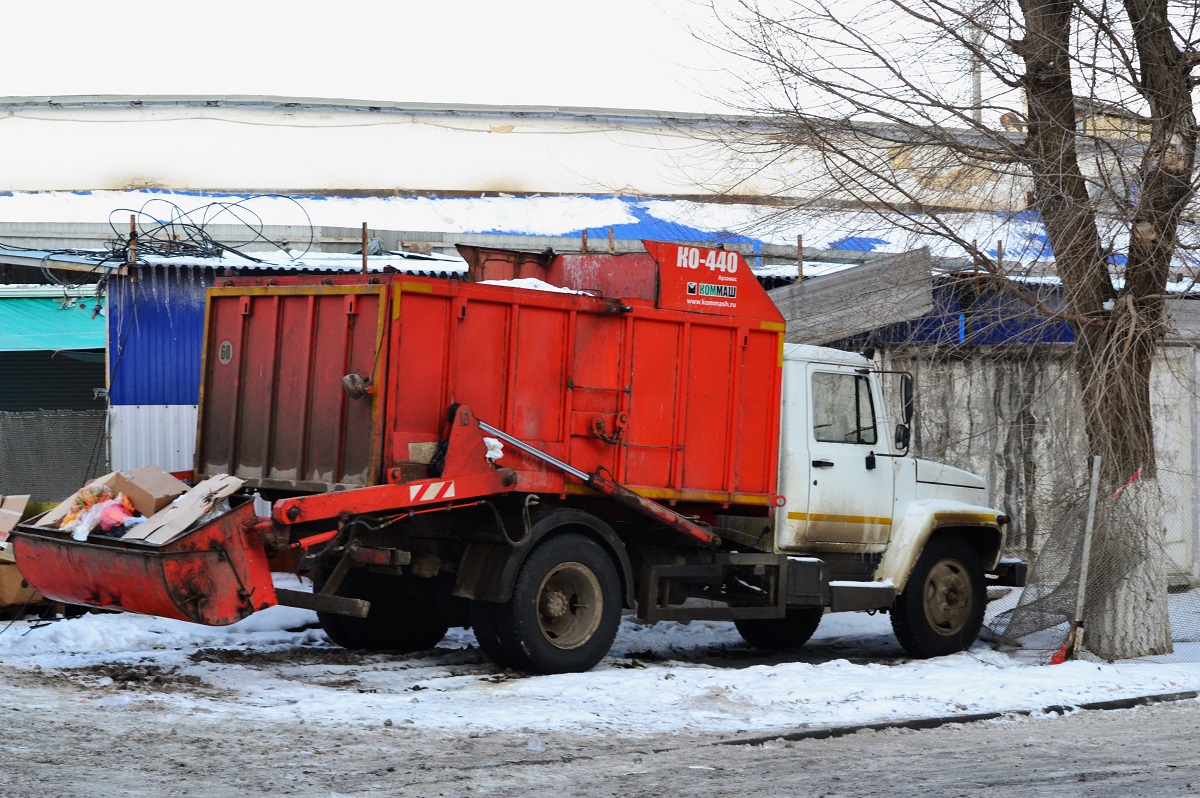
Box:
735, 608, 823, 650
890, 535, 985, 658
493, 533, 622, 674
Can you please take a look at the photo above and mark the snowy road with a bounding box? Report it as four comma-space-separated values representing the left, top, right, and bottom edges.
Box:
4, 576, 1200, 795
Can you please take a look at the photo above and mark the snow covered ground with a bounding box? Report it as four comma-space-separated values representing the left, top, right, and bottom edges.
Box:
2, 575, 1199, 740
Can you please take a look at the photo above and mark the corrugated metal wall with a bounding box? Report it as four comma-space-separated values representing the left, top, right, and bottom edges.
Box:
109, 404, 197, 472
108, 266, 212, 405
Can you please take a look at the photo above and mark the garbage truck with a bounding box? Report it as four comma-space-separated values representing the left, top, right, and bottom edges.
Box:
10, 240, 1025, 674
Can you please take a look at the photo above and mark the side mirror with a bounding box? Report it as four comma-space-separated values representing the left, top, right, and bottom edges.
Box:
900, 373, 914, 425
894, 423, 911, 451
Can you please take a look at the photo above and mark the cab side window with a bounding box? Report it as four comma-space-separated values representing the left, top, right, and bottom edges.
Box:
811, 372, 878, 445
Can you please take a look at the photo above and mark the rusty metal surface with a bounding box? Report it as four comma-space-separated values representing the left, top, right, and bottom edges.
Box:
10, 502, 276, 625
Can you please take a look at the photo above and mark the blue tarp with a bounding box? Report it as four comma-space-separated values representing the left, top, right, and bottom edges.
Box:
0, 297, 106, 351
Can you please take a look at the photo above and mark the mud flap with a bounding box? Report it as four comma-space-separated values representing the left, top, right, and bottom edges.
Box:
10, 501, 277, 626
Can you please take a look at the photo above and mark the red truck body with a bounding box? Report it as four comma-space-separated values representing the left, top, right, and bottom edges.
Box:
13, 241, 788, 630
196, 241, 785, 511
11, 240, 1022, 673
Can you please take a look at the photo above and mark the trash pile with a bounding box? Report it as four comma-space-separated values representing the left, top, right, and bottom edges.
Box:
26, 466, 244, 546
61, 485, 145, 540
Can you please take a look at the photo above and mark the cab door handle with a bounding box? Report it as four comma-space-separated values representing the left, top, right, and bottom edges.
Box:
812, 459, 834, 468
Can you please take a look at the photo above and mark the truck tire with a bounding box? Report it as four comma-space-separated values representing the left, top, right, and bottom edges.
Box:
493, 533, 622, 675
467, 600, 512, 668
890, 535, 985, 658
735, 608, 823, 650
315, 568, 450, 653
313, 568, 365, 650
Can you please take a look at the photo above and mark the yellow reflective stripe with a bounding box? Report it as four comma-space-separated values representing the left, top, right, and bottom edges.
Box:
787, 511, 893, 525
932, 511, 999, 526
399, 281, 434, 293
760, 321, 785, 332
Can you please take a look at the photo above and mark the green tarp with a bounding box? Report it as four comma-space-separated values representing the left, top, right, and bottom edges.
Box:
0, 297, 106, 351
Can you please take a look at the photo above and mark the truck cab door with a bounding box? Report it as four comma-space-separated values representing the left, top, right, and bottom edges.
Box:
778, 364, 895, 549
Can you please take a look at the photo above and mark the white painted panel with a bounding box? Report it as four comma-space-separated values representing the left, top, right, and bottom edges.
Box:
109, 405, 198, 473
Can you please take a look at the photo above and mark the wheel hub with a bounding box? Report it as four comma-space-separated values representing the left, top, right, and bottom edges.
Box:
535, 561, 603, 650
540, 590, 570, 619
923, 558, 971, 636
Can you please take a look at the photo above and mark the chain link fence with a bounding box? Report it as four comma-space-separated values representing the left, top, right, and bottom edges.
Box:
0, 410, 109, 502
984, 465, 1200, 662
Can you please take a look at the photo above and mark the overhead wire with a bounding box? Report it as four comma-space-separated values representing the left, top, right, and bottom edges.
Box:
0, 195, 317, 269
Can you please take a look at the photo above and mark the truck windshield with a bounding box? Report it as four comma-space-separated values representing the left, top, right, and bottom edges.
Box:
811, 372, 878, 445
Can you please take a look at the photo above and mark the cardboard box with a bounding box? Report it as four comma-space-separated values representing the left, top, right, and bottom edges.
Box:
122, 474, 244, 545
0, 494, 30, 540
0, 558, 40, 609
111, 466, 189, 517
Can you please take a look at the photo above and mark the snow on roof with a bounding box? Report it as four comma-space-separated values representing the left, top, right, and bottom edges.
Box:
477, 278, 588, 294
1, 189, 1197, 292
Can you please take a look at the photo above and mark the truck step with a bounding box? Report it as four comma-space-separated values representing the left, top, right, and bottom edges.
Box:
638, 553, 789, 623
828, 580, 896, 613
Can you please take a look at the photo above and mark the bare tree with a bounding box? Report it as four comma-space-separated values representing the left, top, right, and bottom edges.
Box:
702, 0, 1200, 658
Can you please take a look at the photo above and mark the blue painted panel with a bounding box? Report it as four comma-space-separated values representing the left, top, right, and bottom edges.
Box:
854, 281, 1074, 346
108, 266, 213, 405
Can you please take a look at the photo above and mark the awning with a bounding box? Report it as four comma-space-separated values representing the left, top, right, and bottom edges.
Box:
0, 297, 106, 351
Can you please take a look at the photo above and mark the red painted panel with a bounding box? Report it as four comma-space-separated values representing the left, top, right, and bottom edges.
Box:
197, 242, 784, 508
11, 502, 276, 626
625, 318, 680, 488
736, 329, 781, 493
198, 285, 385, 489
389, 290, 450, 465
267, 294, 316, 482
682, 324, 733, 490
643, 240, 785, 324
511, 305, 567, 443
450, 298, 509, 427
197, 293, 244, 474
567, 312, 625, 476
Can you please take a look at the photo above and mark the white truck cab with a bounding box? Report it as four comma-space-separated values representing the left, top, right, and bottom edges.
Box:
723, 344, 1020, 658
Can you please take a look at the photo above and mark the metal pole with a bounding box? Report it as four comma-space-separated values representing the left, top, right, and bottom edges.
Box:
478, 420, 590, 481
362, 223, 368, 275
1071, 455, 1102, 658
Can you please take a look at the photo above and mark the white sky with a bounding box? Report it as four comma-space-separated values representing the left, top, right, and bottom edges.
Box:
6, 1, 733, 113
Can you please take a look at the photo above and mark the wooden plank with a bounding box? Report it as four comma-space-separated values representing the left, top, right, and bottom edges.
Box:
769, 248, 934, 344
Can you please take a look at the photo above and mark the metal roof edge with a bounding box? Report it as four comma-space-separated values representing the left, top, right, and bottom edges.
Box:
0, 94, 739, 126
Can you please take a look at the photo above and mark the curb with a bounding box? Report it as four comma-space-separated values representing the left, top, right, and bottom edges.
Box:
715, 690, 1200, 747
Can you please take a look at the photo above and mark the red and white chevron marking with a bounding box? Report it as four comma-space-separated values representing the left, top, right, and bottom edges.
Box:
408, 481, 456, 502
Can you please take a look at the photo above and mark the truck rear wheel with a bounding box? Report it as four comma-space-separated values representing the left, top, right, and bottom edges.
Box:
315, 569, 450, 653
468, 600, 512, 668
735, 608, 823, 650
493, 533, 621, 674
890, 535, 985, 658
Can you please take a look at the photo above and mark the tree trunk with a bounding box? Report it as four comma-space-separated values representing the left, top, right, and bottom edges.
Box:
1084, 477, 1172, 658
1015, 0, 1195, 657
